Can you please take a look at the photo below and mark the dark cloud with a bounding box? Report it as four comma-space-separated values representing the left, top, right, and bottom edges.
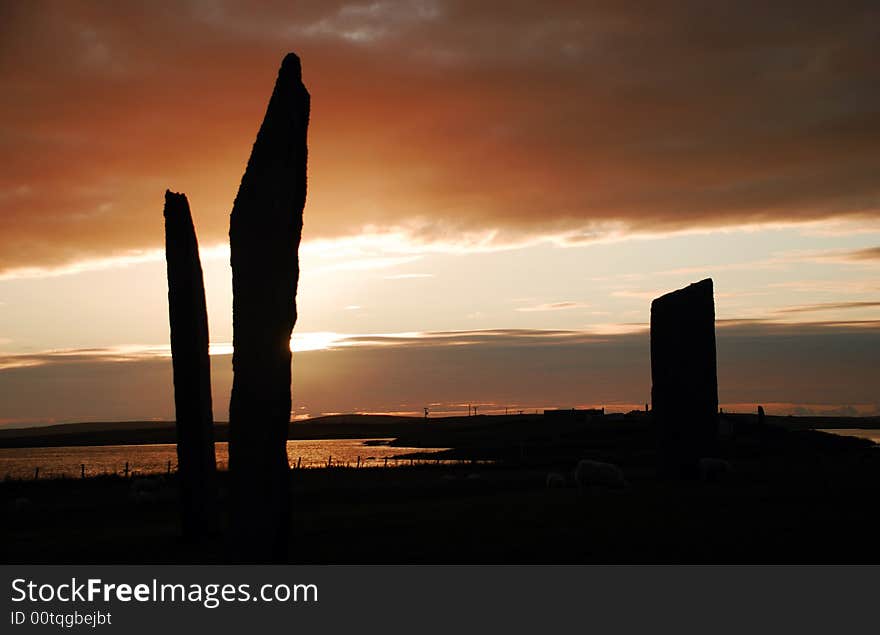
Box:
1, 1, 879, 273
1, 320, 878, 424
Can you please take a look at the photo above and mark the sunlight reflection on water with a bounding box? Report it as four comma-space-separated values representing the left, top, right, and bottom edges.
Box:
0, 439, 449, 479
820, 429, 880, 444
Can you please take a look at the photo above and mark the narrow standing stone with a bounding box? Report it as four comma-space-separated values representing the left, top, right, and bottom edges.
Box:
163, 189, 218, 538
650, 278, 719, 478
228, 53, 310, 562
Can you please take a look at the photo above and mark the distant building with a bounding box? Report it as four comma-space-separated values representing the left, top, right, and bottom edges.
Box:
543, 408, 605, 419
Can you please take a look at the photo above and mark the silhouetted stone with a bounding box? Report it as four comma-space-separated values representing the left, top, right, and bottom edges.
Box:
228, 53, 310, 562
650, 278, 718, 478
163, 190, 218, 538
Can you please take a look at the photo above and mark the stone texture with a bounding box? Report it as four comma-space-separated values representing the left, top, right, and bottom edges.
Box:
650, 278, 719, 477
228, 53, 310, 562
163, 189, 218, 538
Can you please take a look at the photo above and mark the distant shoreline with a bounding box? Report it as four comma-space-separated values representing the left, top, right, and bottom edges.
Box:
0, 414, 419, 449
1, 412, 878, 449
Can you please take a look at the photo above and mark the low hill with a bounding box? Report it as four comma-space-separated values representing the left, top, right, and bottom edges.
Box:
0, 411, 877, 449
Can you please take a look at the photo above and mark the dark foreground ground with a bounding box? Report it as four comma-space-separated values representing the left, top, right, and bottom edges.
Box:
3, 413, 880, 563
0, 417, 880, 564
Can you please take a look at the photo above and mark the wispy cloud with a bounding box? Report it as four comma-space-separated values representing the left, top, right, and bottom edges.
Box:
768, 280, 880, 295
383, 273, 435, 279
610, 289, 667, 300
836, 246, 880, 262
515, 301, 589, 312
800, 219, 880, 238
0, 249, 166, 281
312, 255, 421, 273
808, 246, 880, 264
0, 345, 170, 371
8, 319, 879, 373
775, 301, 880, 315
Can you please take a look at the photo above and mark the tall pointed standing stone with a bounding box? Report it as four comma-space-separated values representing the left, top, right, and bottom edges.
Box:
163, 190, 218, 538
650, 278, 719, 478
228, 53, 310, 562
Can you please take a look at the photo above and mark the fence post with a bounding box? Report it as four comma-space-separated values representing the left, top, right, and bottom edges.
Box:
81, 464, 85, 479
356, 456, 361, 469
34, 467, 39, 480
296, 457, 302, 469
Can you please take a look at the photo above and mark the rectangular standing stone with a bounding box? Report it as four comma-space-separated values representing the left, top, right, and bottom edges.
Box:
650, 278, 718, 477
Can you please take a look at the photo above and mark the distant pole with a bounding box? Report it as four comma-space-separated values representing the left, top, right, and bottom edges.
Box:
356, 456, 361, 469
384, 457, 388, 468
81, 464, 85, 479
327, 456, 332, 468
124, 462, 129, 479
34, 467, 39, 480
167, 460, 172, 475
296, 457, 302, 469
424, 407, 429, 420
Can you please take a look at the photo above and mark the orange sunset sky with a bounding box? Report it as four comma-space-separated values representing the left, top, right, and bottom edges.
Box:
1, 1, 878, 425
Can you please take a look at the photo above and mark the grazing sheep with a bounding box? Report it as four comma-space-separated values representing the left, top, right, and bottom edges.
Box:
12, 497, 32, 512
545, 472, 566, 488
699, 457, 732, 482
573, 459, 627, 492
129, 477, 160, 503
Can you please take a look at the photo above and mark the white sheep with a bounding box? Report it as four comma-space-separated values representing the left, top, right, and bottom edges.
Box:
129, 477, 160, 503
573, 459, 627, 492
12, 496, 32, 512
545, 472, 566, 488
699, 457, 732, 482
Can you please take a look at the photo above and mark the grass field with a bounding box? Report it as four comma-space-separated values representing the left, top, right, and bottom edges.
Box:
4, 415, 879, 563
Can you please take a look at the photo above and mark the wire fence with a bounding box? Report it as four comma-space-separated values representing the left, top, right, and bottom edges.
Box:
3, 455, 492, 481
